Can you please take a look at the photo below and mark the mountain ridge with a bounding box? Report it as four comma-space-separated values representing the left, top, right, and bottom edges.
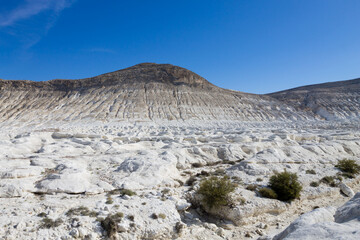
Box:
0, 63, 359, 124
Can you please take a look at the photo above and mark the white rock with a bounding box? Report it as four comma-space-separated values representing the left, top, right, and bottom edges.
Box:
339, 183, 355, 197
335, 192, 360, 223
176, 200, 191, 211
273, 207, 336, 240
0, 184, 23, 198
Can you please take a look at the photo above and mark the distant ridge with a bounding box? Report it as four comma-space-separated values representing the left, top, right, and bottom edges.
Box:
0, 63, 214, 91
268, 78, 360, 120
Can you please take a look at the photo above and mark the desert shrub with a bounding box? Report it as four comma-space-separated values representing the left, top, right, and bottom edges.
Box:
175, 221, 185, 234
256, 178, 263, 182
66, 206, 98, 217
269, 171, 302, 201
306, 169, 316, 175
192, 163, 203, 168
335, 159, 360, 174
246, 184, 258, 191
340, 172, 355, 179
37, 212, 47, 218
40, 217, 63, 229
310, 181, 319, 187
106, 196, 114, 204
259, 188, 278, 199
101, 215, 120, 239
321, 176, 337, 187
120, 189, 136, 196
197, 175, 236, 209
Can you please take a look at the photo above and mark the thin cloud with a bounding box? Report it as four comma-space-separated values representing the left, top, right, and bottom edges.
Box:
0, 0, 76, 48
0, 0, 74, 27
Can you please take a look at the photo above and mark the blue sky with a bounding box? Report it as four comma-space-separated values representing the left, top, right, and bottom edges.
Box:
1, 0, 360, 94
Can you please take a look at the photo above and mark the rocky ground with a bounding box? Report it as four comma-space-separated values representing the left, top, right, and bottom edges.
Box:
1, 120, 359, 239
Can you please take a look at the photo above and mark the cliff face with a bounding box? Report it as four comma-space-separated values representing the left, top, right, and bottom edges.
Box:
268, 78, 360, 120
1, 63, 359, 124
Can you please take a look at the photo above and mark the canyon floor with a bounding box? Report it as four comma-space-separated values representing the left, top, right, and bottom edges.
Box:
1, 119, 359, 240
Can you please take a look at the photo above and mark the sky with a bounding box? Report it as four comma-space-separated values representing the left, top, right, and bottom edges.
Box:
1, 0, 360, 94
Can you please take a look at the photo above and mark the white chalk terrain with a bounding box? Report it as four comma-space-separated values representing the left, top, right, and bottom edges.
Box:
0, 63, 360, 239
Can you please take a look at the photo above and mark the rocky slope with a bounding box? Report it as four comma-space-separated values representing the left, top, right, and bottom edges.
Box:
0, 63, 314, 125
269, 78, 360, 120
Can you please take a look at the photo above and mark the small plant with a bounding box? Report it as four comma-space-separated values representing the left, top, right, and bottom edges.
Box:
161, 188, 171, 195
256, 178, 263, 182
246, 184, 258, 191
335, 159, 360, 174
340, 172, 355, 179
197, 175, 236, 209
310, 181, 319, 187
306, 169, 316, 175
120, 189, 136, 197
258, 188, 278, 199
238, 197, 246, 205
40, 217, 63, 229
213, 168, 226, 176
106, 196, 114, 204
150, 213, 158, 219
66, 206, 98, 217
158, 213, 166, 219
321, 176, 337, 187
100, 215, 119, 239
269, 170, 302, 201
192, 163, 203, 168
127, 215, 135, 221
175, 221, 185, 234
37, 212, 47, 218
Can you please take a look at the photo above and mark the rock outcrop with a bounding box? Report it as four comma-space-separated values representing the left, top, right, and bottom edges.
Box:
272, 192, 360, 240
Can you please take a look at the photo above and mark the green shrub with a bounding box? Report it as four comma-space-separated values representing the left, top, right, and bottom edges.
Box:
192, 163, 203, 168
37, 212, 47, 218
321, 176, 337, 187
259, 188, 278, 199
66, 206, 98, 217
40, 217, 63, 229
269, 171, 302, 201
120, 189, 136, 196
101, 214, 121, 239
246, 184, 258, 191
197, 176, 236, 209
306, 169, 316, 175
310, 181, 319, 187
340, 172, 355, 179
335, 159, 360, 174
106, 196, 114, 204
